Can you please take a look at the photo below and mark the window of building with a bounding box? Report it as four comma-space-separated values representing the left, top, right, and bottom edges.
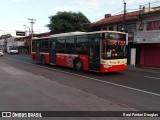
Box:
102, 27, 107, 30
117, 25, 124, 32
117, 24, 136, 33
108, 26, 114, 31
126, 24, 136, 33
146, 20, 160, 30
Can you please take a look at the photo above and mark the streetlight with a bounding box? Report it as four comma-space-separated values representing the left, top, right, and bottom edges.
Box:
23, 25, 31, 36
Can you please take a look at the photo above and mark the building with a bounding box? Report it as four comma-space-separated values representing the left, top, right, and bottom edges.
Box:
14, 36, 30, 54
14, 32, 52, 54
0, 39, 5, 49
134, 7, 160, 68
91, 6, 160, 68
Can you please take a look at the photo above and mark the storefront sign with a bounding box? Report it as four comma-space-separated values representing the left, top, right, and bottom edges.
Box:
134, 30, 160, 43
16, 31, 25, 36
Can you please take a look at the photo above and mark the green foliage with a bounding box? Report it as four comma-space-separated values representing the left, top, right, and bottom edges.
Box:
0, 34, 12, 39
46, 11, 91, 34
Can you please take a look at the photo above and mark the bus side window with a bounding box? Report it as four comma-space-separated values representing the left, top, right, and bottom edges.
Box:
90, 47, 93, 58
66, 37, 74, 54
57, 39, 65, 53
76, 36, 87, 54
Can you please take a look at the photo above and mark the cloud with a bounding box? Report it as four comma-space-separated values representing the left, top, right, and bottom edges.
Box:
51, 0, 113, 22
76, 0, 101, 9
51, 0, 103, 14
52, 6, 75, 13
50, 0, 154, 22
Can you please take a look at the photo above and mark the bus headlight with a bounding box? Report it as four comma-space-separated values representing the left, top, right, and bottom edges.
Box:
103, 64, 112, 68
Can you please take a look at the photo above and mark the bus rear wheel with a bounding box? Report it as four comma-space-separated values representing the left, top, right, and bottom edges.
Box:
74, 59, 83, 72
41, 56, 46, 65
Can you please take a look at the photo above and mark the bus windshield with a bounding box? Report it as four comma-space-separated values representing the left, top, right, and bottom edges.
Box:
102, 33, 127, 59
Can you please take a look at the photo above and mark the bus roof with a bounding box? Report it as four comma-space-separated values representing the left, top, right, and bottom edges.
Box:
49, 31, 86, 38
32, 31, 126, 40
50, 31, 126, 37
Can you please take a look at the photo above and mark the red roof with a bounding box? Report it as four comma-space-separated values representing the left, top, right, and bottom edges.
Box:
91, 11, 140, 26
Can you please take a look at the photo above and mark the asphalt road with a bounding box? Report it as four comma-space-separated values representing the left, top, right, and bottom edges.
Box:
1, 54, 160, 112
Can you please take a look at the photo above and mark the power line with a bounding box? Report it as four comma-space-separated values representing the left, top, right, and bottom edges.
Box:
93, 0, 160, 22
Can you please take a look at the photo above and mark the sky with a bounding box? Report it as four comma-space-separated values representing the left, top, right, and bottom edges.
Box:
0, 0, 159, 36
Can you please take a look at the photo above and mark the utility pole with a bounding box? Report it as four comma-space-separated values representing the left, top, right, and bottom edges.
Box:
28, 18, 36, 55
28, 18, 36, 34
149, 2, 151, 12
123, 0, 130, 65
123, 0, 126, 32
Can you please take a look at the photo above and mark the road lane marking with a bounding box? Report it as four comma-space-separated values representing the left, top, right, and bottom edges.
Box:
144, 76, 160, 80
4, 57, 160, 97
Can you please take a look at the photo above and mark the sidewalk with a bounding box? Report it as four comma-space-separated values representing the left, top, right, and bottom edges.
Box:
128, 65, 160, 73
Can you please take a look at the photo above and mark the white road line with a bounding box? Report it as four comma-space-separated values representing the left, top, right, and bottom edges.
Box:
4, 57, 160, 97
144, 76, 160, 80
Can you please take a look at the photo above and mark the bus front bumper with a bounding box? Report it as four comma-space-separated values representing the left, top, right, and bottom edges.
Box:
100, 64, 127, 72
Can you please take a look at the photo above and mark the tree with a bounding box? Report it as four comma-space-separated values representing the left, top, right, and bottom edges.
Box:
46, 11, 91, 34
0, 34, 12, 39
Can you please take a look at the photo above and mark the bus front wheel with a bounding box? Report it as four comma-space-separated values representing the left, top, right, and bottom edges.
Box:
41, 56, 46, 65
74, 59, 83, 72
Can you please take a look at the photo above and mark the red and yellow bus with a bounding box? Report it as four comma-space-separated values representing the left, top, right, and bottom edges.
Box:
31, 31, 128, 72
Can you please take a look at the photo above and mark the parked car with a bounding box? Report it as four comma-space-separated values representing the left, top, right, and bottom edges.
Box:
0, 48, 4, 56
7, 47, 18, 55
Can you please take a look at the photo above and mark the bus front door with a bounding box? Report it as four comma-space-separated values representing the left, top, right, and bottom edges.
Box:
49, 40, 56, 64
88, 38, 100, 71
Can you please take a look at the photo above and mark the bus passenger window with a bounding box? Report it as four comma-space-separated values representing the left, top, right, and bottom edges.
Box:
90, 47, 93, 58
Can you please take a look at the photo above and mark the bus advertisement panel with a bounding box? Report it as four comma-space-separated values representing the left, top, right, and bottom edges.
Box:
31, 31, 128, 72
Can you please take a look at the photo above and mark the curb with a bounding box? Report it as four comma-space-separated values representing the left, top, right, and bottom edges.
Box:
127, 65, 135, 68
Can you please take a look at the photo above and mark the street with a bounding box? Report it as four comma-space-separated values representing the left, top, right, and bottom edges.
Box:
0, 54, 160, 119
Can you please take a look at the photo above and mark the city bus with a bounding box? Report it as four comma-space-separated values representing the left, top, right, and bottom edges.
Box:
31, 31, 128, 72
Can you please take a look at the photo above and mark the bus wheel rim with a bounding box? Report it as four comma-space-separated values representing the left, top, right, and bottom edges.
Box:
76, 62, 82, 70
42, 57, 45, 64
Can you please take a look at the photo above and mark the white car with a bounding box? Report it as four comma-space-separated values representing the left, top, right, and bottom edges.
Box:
8, 47, 18, 55
0, 49, 4, 56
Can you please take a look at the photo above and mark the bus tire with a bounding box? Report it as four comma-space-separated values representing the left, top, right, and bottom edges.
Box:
74, 59, 83, 72
41, 55, 46, 65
